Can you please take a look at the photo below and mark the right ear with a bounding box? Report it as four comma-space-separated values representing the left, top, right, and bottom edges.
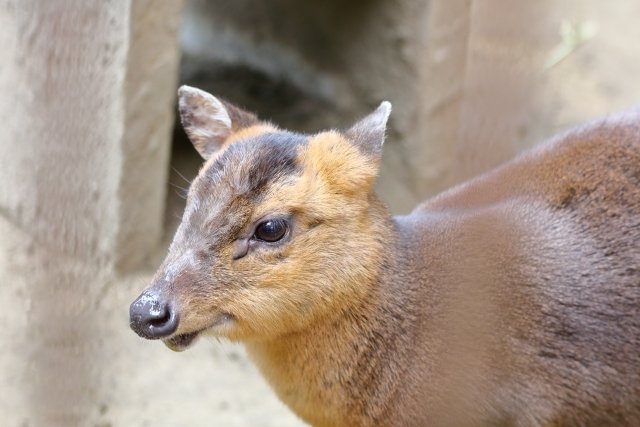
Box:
178, 85, 258, 159
344, 101, 391, 164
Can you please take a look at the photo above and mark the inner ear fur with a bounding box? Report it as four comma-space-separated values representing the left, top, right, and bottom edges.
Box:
178, 85, 258, 159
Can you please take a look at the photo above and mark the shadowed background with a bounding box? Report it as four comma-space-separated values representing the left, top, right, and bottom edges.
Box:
1, 0, 639, 426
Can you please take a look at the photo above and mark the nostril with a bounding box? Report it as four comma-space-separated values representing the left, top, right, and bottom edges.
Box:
129, 293, 179, 339
149, 310, 171, 326
144, 302, 178, 338
148, 306, 171, 328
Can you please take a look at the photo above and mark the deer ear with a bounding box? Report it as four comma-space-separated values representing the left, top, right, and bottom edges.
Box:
178, 86, 257, 159
344, 101, 392, 162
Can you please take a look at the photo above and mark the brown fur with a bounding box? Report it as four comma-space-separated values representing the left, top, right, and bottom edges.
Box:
131, 86, 640, 427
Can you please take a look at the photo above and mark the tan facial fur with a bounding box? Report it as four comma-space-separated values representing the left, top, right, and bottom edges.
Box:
147, 88, 390, 347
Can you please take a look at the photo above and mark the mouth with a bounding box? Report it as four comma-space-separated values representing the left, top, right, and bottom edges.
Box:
162, 313, 235, 352
164, 331, 200, 352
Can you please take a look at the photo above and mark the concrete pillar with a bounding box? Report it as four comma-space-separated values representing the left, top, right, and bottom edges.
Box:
0, 1, 183, 425
451, 0, 552, 184
407, 0, 472, 197
118, 0, 186, 272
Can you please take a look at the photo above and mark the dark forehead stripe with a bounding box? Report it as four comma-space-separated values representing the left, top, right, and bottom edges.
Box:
184, 131, 307, 248
206, 131, 307, 198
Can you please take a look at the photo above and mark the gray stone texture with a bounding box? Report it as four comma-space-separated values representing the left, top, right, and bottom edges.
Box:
1, 0, 640, 426
0, 0, 184, 425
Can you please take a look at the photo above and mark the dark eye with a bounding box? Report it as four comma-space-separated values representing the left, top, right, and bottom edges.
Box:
254, 219, 288, 242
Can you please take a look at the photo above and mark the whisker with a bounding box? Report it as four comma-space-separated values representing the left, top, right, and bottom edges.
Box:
171, 166, 192, 184
169, 181, 189, 193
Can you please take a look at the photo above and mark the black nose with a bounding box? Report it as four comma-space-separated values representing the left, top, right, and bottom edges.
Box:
129, 291, 179, 339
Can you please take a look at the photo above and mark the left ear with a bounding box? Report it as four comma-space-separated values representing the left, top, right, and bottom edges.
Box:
178, 85, 258, 160
344, 101, 392, 163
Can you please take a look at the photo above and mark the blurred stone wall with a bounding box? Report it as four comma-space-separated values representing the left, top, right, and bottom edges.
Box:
177, 0, 640, 213
1, 1, 640, 426
177, 0, 437, 212
0, 1, 184, 425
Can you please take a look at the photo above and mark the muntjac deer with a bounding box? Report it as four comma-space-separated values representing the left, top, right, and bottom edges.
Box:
130, 86, 640, 427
